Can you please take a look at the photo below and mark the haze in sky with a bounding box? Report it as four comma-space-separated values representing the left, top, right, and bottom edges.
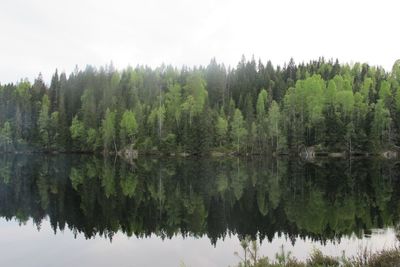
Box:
0, 0, 399, 84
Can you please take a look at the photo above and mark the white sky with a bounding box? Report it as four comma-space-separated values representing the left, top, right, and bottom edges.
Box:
0, 0, 399, 84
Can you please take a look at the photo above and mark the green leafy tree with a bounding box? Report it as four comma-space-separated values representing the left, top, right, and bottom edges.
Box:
325, 80, 337, 106
165, 83, 182, 128
70, 116, 86, 150
267, 101, 281, 150
392, 59, 400, 82
256, 89, 268, 118
215, 112, 228, 147
102, 109, 117, 153
231, 109, 247, 153
81, 87, 97, 129
352, 92, 368, 150
38, 95, 51, 148
49, 111, 59, 149
182, 73, 208, 125
148, 105, 166, 142
360, 77, 374, 105
256, 89, 269, 150
86, 128, 100, 151
379, 80, 391, 108
336, 90, 354, 116
120, 110, 138, 147
372, 100, 391, 149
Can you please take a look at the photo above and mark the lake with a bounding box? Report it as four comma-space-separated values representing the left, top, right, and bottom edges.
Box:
0, 154, 399, 266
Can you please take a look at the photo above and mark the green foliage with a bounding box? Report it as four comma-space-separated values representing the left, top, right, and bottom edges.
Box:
379, 80, 391, 107
392, 59, 400, 82
267, 101, 281, 150
148, 104, 166, 141
119, 110, 138, 147
160, 133, 177, 153
307, 249, 339, 266
0, 154, 400, 263
395, 87, 400, 112
86, 128, 100, 151
102, 109, 117, 152
215, 112, 228, 146
366, 247, 400, 267
38, 95, 51, 148
372, 100, 391, 149
361, 77, 374, 104
234, 242, 400, 267
1, 58, 399, 153
256, 89, 269, 117
70, 116, 86, 150
181, 73, 208, 128
0, 122, 13, 151
81, 87, 97, 128
336, 90, 354, 116
165, 83, 182, 127
231, 109, 247, 153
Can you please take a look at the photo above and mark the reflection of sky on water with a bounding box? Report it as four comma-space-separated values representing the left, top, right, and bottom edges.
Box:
0, 218, 397, 267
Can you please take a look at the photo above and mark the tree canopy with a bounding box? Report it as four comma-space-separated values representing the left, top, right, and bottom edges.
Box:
0, 57, 399, 154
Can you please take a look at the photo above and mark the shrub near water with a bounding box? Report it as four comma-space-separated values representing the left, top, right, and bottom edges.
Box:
233, 237, 400, 267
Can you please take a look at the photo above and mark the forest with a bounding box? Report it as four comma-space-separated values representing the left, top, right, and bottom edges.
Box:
1, 57, 400, 155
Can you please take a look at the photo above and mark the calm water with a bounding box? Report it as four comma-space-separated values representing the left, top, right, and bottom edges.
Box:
0, 155, 399, 266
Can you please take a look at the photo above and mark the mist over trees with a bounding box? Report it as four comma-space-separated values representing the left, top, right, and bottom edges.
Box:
1, 57, 400, 154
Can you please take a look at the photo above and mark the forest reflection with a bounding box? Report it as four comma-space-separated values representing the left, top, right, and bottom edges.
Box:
0, 155, 399, 245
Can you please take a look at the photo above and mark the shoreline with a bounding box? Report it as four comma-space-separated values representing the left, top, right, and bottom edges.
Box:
0, 148, 398, 160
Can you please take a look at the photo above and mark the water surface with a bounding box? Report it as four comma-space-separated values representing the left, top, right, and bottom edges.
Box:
0, 155, 399, 266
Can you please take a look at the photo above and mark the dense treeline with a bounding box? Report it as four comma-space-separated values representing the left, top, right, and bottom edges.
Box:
1, 57, 400, 154
0, 155, 399, 243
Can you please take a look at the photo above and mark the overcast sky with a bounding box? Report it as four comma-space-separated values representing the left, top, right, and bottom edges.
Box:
0, 0, 399, 84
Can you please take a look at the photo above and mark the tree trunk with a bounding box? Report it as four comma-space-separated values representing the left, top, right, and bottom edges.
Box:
113, 137, 117, 154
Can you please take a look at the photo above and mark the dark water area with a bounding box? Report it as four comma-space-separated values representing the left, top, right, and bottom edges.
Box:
0, 155, 399, 266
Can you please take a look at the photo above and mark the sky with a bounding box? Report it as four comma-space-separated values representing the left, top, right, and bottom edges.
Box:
0, 0, 399, 84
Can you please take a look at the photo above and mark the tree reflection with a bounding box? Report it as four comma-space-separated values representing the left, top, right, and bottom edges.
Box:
0, 154, 399, 245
